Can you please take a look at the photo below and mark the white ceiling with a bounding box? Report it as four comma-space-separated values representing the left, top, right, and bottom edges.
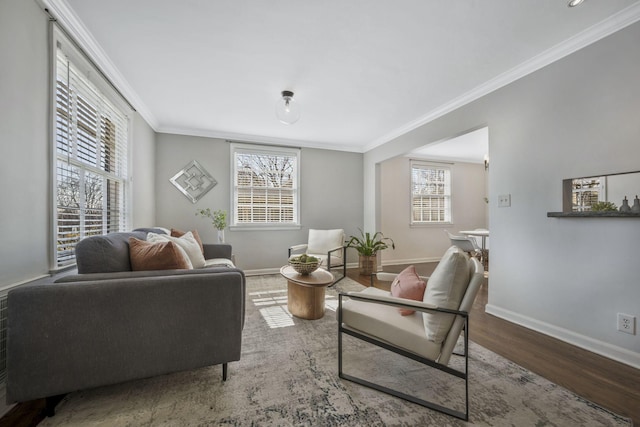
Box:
48, 0, 640, 153
411, 127, 488, 164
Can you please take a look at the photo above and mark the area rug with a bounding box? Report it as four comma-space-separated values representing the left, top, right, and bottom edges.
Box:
41, 274, 630, 426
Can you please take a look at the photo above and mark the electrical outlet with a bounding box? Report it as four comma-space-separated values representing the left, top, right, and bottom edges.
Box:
617, 313, 636, 335
498, 194, 511, 207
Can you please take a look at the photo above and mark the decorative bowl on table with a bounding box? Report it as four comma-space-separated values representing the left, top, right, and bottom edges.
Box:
288, 254, 320, 275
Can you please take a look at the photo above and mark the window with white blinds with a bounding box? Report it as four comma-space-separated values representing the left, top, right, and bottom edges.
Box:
53, 29, 130, 268
410, 161, 452, 224
231, 143, 300, 227
571, 177, 604, 211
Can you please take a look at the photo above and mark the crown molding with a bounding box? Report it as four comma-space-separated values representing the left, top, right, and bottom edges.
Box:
157, 125, 363, 153
363, 2, 640, 152
37, 0, 640, 151
38, 0, 160, 130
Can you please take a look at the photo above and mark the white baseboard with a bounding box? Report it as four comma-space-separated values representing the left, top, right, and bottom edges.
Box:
486, 304, 640, 370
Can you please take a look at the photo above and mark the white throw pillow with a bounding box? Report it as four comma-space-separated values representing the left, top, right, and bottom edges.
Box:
147, 231, 205, 269
422, 246, 471, 343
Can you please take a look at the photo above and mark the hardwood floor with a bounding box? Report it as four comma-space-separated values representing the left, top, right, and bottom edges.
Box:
347, 263, 640, 425
2, 264, 638, 426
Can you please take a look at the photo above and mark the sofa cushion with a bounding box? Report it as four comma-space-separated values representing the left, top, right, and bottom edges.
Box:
171, 228, 204, 254
203, 258, 236, 268
128, 238, 192, 271
75, 231, 149, 274
390, 265, 427, 316
147, 232, 205, 268
422, 246, 470, 343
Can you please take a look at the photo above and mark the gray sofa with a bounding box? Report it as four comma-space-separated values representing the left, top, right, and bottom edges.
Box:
6, 229, 245, 415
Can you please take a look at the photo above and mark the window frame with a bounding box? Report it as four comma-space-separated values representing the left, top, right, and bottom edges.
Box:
229, 143, 301, 230
409, 160, 453, 226
571, 176, 606, 211
50, 26, 132, 270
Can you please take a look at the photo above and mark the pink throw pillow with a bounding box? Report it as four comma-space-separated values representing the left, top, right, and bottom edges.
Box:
390, 265, 427, 315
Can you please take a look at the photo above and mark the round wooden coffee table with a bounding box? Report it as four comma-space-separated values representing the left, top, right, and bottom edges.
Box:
280, 266, 334, 320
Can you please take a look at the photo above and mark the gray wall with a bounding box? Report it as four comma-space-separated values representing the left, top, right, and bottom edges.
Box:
365, 22, 640, 368
131, 113, 157, 228
1, 1, 50, 287
380, 156, 487, 264
0, 1, 157, 288
155, 134, 363, 272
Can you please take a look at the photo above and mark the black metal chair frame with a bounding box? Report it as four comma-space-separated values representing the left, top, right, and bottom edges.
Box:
338, 292, 470, 421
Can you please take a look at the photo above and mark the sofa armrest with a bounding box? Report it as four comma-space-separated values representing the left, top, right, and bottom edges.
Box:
7, 270, 245, 403
203, 243, 232, 260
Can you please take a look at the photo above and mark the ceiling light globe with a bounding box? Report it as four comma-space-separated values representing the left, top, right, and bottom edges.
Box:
567, 0, 584, 7
276, 91, 301, 125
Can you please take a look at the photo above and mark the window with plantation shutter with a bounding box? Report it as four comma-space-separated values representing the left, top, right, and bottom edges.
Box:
231, 143, 300, 228
571, 177, 604, 211
53, 29, 130, 268
410, 161, 452, 224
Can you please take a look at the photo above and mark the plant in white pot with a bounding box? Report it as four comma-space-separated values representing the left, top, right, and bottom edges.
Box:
196, 208, 227, 243
346, 229, 395, 276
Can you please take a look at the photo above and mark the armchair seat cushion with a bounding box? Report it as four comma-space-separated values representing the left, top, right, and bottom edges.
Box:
340, 287, 442, 360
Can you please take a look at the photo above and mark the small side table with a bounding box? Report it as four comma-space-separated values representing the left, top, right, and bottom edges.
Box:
280, 266, 334, 320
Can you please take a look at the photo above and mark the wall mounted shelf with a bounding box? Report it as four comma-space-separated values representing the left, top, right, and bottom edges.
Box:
547, 211, 640, 218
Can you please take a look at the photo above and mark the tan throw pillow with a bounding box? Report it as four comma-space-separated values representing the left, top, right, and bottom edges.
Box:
129, 237, 192, 271
171, 228, 204, 254
148, 231, 205, 269
422, 246, 471, 343
390, 265, 427, 316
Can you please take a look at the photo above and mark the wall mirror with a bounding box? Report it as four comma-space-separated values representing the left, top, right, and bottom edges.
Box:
562, 171, 640, 212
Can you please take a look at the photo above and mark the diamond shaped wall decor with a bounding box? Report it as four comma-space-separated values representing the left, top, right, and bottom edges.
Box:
170, 160, 217, 203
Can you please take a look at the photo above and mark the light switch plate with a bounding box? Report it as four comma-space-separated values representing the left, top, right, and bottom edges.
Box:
498, 194, 511, 207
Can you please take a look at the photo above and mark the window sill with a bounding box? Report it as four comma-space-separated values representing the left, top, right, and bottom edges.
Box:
410, 222, 453, 228
229, 224, 302, 231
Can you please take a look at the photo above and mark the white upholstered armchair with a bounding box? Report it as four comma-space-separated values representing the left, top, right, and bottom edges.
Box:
288, 229, 347, 283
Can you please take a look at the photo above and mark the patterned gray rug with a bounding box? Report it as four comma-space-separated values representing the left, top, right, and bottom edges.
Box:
41, 274, 630, 426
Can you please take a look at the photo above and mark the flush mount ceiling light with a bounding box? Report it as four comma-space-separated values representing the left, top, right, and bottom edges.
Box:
275, 90, 301, 125
567, 0, 585, 7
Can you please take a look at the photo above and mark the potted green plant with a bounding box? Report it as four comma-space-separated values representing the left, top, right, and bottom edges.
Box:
590, 201, 617, 212
346, 229, 395, 276
196, 208, 227, 243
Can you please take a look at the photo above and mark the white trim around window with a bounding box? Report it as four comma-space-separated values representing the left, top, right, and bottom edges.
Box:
410, 160, 453, 225
50, 25, 132, 269
229, 143, 301, 230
